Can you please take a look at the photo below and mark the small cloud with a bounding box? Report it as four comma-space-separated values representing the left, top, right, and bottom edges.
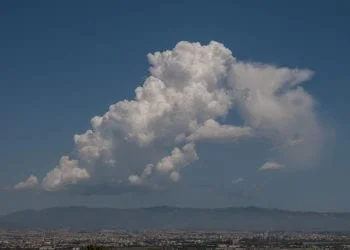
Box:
14, 175, 39, 190
232, 177, 244, 184
258, 161, 285, 171
170, 171, 180, 182
128, 175, 143, 186
287, 138, 304, 146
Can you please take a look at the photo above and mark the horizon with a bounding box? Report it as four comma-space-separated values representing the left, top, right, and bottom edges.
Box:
3, 204, 350, 217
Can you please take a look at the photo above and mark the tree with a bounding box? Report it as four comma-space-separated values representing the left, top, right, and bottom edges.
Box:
87, 244, 103, 250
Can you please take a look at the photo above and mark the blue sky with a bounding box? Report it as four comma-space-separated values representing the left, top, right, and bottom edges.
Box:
1, 1, 349, 214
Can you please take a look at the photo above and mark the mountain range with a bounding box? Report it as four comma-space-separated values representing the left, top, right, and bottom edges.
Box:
1, 206, 350, 232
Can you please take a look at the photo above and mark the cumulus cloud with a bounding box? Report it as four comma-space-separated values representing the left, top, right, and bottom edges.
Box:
258, 161, 285, 171
129, 143, 198, 185
15, 41, 325, 192
155, 143, 198, 173
128, 175, 143, 186
14, 175, 39, 190
41, 156, 90, 191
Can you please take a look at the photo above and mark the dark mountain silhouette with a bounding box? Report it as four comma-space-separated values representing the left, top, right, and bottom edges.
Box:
1, 206, 350, 231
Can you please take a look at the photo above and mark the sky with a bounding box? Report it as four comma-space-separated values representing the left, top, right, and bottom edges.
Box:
1, 1, 350, 214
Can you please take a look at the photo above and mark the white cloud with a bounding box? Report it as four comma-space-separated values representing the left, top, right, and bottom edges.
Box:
186, 119, 253, 142
41, 156, 90, 191
287, 138, 304, 146
14, 175, 38, 190
258, 161, 285, 171
230, 62, 323, 168
155, 143, 198, 174
128, 143, 197, 185
14, 41, 325, 192
169, 171, 181, 182
230, 63, 315, 138
232, 177, 244, 184
128, 175, 143, 186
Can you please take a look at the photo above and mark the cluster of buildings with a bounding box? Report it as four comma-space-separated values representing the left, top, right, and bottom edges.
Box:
1, 229, 350, 249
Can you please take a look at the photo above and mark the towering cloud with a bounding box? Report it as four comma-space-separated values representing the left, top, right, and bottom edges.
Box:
15, 41, 323, 192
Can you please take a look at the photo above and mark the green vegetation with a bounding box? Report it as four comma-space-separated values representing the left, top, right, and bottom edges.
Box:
87, 244, 103, 250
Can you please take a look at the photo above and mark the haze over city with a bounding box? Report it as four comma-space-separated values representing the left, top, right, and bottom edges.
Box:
1, 1, 349, 216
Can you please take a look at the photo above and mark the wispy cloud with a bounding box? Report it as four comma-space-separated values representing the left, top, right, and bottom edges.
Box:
14, 175, 39, 190
232, 177, 244, 184
258, 161, 285, 171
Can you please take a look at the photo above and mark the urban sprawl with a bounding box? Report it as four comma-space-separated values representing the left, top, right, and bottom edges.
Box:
1, 229, 350, 249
